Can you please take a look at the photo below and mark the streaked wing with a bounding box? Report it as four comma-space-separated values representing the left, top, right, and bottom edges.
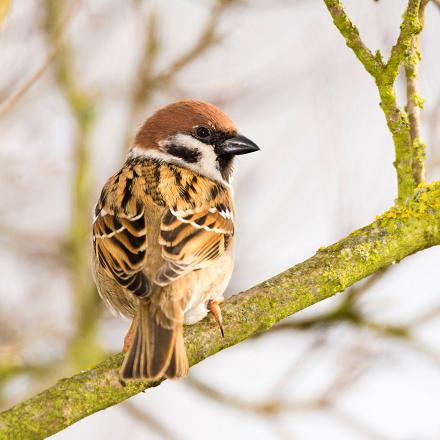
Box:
93, 204, 150, 298
155, 204, 234, 286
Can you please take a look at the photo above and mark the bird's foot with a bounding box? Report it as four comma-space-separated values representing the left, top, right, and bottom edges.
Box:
208, 299, 224, 338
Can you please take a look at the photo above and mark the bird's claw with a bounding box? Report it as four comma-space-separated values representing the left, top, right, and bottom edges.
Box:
208, 299, 224, 338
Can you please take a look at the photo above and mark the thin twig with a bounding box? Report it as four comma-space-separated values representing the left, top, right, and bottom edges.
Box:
123, 401, 179, 440
323, 0, 426, 205
122, 0, 235, 151
379, 0, 424, 201
151, 0, 233, 86
427, 91, 440, 163
383, 0, 422, 84
267, 271, 387, 333
409, 305, 440, 326
267, 334, 327, 398
187, 347, 385, 439
322, 0, 384, 79
0, 0, 81, 118
326, 406, 390, 440
405, 0, 429, 184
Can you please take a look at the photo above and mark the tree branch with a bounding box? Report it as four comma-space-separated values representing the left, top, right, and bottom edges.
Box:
123, 401, 178, 440
323, 0, 427, 205
122, 0, 235, 151
150, 0, 234, 87
383, 0, 422, 85
405, 0, 429, 185
322, 0, 384, 79
1, 182, 440, 439
0, 0, 80, 118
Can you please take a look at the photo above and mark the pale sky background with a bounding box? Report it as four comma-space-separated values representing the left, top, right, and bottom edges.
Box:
1, 1, 440, 439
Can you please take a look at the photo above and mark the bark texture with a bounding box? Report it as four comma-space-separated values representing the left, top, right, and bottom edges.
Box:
1, 183, 440, 439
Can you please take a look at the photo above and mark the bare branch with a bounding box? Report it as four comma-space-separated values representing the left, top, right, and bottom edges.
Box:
151, 0, 234, 86
122, 0, 236, 150
123, 401, 179, 440
0, 0, 81, 118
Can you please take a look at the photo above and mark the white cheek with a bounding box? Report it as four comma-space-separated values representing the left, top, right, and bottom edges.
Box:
152, 134, 231, 187
165, 134, 219, 173
195, 142, 221, 179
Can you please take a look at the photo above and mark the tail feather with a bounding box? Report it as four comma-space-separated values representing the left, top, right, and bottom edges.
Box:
165, 324, 189, 378
121, 303, 188, 381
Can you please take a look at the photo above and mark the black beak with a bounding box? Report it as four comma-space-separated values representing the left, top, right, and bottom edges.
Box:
219, 134, 260, 156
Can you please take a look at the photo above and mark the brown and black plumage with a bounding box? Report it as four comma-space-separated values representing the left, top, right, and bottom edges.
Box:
92, 100, 259, 381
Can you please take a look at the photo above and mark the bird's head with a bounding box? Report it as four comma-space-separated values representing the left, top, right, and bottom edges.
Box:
130, 100, 260, 185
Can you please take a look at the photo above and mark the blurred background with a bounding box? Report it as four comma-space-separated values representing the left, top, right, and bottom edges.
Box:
1, 0, 440, 439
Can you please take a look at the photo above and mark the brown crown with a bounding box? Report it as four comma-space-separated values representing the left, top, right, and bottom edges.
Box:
133, 100, 237, 149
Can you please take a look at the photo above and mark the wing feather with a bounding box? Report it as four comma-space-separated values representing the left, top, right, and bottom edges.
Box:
93, 185, 150, 298
155, 196, 234, 286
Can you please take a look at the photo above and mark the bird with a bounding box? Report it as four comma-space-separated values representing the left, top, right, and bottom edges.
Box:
92, 100, 259, 381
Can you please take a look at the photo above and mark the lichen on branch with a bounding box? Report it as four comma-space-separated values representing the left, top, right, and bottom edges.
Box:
404, 0, 429, 185
0, 1, 438, 439
1, 183, 440, 440
323, 0, 427, 206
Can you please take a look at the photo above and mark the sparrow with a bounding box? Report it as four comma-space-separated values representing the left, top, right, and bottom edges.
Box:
92, 100, 259, 381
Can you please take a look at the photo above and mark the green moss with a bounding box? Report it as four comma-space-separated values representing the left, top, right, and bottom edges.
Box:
377, 183, 440, 224
1, 2, 436, 438
324, 0, 426, 206
3, 195, 440, 438
324, 0, 384, 78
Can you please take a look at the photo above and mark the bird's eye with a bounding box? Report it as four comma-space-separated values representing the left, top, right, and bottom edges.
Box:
195, 126, 212, 139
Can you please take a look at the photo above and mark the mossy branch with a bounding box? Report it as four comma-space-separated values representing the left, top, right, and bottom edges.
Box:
405, 0, 429, 185
323, 0, 426, 206
1, 183, 440, 439
321, 0, 384, 77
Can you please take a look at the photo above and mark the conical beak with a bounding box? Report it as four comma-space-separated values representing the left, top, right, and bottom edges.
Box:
219, 134, 260, 156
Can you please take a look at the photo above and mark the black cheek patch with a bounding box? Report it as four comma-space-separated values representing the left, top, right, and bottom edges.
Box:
166, 144, 200, 163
